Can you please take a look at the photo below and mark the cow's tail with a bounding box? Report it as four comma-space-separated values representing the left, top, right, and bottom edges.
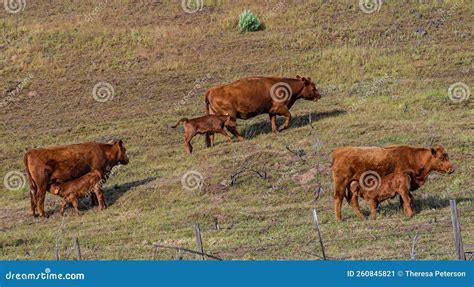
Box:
171, 118, 188, 128
204, 90, 211, 115
205, 90, 212, 147
23, 153, 37, 206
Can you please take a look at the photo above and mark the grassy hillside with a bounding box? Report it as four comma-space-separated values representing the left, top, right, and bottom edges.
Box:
0, 0, 473, 260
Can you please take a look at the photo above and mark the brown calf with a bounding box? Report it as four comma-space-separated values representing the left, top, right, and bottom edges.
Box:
51, 170, 102, 216
171, 114, 235, 154
349, 172, 414, 220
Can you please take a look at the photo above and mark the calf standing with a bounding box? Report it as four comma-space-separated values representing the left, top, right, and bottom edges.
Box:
51, 170, 103, 216
349, 172, 413, 220
171, 115, 235, 154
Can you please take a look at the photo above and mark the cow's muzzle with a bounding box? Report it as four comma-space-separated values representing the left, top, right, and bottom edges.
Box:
121, 157, 130, 165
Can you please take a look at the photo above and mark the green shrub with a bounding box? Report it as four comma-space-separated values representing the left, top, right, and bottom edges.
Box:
238, 10, 263, 32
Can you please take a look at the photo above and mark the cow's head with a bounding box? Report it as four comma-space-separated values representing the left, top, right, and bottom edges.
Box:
296, 75, 321, 101
112, 140, 129, 165
51, 184, 61, 195
430, 145, 454, 174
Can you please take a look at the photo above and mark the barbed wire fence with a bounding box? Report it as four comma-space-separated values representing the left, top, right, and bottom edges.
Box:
8, 199, 469, 261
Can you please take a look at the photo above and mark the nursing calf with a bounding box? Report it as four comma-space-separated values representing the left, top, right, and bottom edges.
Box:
51, 170, 103, 216
349, 172, 414, 220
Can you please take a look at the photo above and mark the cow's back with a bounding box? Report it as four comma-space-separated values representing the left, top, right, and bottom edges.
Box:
25, 142, 107, 181
207, 77, 286, 119
332, 145, 420, 179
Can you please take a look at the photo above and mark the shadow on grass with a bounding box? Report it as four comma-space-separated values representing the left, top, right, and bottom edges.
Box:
377, 195, 472, 216
243, 109, 346, 138
74, 177, 157, 212
104, 177, 157, 207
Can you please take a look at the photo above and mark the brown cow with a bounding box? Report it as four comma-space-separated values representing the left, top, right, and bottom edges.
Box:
349, 171, 414, 220
51, 170, 102, 216
171, 114, 235, 154
24, 140, 129, 217
331, 145, 454, 221
204, 76, 321, 146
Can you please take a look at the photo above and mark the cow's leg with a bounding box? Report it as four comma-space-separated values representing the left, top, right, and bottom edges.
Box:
205, 134, 212, 148
184, 137, 193, 154
206, 133, 214, 147
60, 200, 67, 216
26, 171, 37, 216
29, 187, 37, 217
35, 178, 49, 218
333, 177, 348, 221
184, 132, 195, 154
95, 188, 107, 210
210, 133, 216, 147
99, 189, 107, 209
279, 109, 291, 131
271, 106, 291, 132
269, 114, 278, 133
226, 119, 244, 141
350, 193, 365, 220
219, 129, 233, 144
89, 193, 98, 207
71, 198, 81, 216
27, 163, 50, 217
368, 199, 377, 220
399, 189, 414, 217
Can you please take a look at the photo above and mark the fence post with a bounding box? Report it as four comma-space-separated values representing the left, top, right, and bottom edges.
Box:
410, 232, 418, 260
312, 208, 327, 260
449, 200, 465, 260
55, 240, 60, 260
73, 237, 82, 260
194, 224, 204, 260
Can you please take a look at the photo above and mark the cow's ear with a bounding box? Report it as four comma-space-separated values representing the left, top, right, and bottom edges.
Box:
434, 144, 444, 154
303, 77, 310, 86
431, 148, 437, 157
118, 139, 123, 147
